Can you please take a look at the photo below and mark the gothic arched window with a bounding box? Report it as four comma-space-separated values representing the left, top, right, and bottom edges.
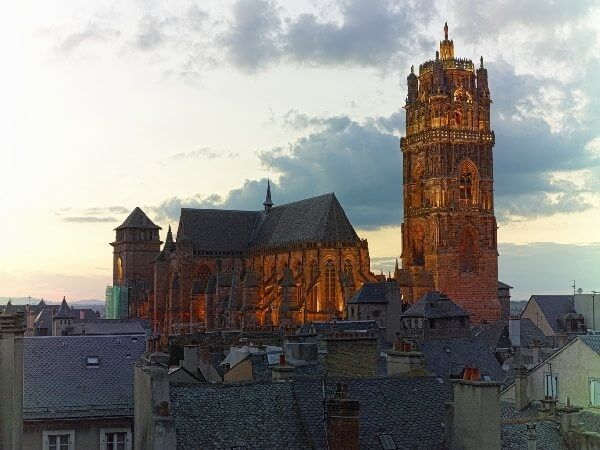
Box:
413, 164, 424, 208
459, 226, 478, 273
194, 264, 212, 294
116, 257, 123, 283
459, 161, 478, 205
412, 226, 425, 266
324, 260, 336, 310
343, 259, 353, 277
454, 110, 462, 127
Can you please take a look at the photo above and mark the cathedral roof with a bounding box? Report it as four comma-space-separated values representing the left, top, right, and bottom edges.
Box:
116, 207, 161, 230
253, 193, 359, 247
177, 193, 360, 253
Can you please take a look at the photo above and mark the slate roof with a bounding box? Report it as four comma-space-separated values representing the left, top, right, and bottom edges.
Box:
347, 281, 399, 304
33, 308, 51, 331
472, 318, 548, 351
519, 318, 548, 347
252, 193, 360, 247
580, 334, 600, 356
402, 292, 470, 318
178, 208, 259, 253
500, 402, 566, 449
116, 206, 161, 230
293, 377, 451, 450
498, 281, 513, 289
170, 382, 309, 449
527, 295, 574, 333
420, 336, 507, 385
176, 193, 361, 253
54, 297, 75, 319
23, 335, 146, 420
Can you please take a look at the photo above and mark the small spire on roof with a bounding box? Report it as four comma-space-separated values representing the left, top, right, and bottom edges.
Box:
263, 179, 273, 211
444, 22, 448, 40
480, 56, 484, 68
165, 224, 174, 243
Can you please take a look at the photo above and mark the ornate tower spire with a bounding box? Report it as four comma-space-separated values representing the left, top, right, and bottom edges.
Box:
440, 22, 454, 60
165, 224, 173, 244
263, 179, 273, 211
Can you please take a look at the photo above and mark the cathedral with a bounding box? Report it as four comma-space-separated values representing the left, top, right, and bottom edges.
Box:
110, 23, 501, 336
111, 187, 375, 337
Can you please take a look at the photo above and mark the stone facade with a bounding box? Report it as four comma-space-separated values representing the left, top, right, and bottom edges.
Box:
397, 23, 501, 323
323, 333, 379, 377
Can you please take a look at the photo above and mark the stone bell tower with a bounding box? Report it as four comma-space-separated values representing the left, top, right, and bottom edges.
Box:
398, 23, 500, 323
111, 207, 162, 317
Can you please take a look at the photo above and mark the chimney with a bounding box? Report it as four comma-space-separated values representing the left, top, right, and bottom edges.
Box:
509, 318, 521, 347
515, 366, 530, 410
326, 383, 359, 450
182, 345, 199, 373
386, 341, 427, 376
448, 374, 501, 449
271, 353, 295, 381
526, 423, 536, 450
323, 332, 378, 377
134, 352, 177, 449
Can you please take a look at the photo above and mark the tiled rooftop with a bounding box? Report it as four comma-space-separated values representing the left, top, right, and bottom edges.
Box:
23, 335, 146, 420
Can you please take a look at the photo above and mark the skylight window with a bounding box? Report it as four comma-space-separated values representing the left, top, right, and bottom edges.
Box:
378, 434, 397, 449
86, 356, 99, 369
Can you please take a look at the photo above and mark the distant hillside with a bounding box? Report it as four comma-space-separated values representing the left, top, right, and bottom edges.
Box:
0, 297, 104, 306
510, 300, 528, 316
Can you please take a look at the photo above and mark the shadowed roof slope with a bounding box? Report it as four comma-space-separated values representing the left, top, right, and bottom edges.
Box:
116, 206, 161, 230
178, 209, 259, 252
580, 335, 600, 356
171, 382, 308, 449
347, 281, 399, 304
23, 335, 146, 419
293, 377, 451, 450
527, 295, 574, 333
403, 291, 470, 318
252, 193, 360, 247
176, 193, 361, 253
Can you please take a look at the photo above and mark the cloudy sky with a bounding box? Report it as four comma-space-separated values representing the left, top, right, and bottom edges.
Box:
2, 0, 599, 301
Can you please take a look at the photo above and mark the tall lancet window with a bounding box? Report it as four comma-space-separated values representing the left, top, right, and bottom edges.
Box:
324, 260, 336, 311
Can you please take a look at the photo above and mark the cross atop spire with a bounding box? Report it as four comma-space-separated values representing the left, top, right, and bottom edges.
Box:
263, 179, 273, 211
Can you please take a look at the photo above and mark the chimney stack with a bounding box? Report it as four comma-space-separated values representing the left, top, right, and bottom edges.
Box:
326, 383, 360, 450
182, 345, 199, 373
448, 373, 501, 449
515, 366, 529, 410
386, 340, 426, 376
323, 332, 378, 377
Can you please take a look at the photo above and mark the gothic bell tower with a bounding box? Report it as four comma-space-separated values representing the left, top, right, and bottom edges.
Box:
398, 23, 500, 323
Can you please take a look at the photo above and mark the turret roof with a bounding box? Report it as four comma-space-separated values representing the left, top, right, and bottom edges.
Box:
115, 207, 161, 230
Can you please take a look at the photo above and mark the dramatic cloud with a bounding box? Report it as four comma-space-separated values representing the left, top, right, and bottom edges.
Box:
220, 0, 282, 71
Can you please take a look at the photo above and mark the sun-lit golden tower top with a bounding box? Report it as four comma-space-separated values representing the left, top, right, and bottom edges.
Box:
440, 22, 454, 60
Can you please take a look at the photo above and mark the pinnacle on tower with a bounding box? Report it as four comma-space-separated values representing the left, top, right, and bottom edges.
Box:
263, 179, 273, 211
165, 224, 174, 243
444, 21, 448, 40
